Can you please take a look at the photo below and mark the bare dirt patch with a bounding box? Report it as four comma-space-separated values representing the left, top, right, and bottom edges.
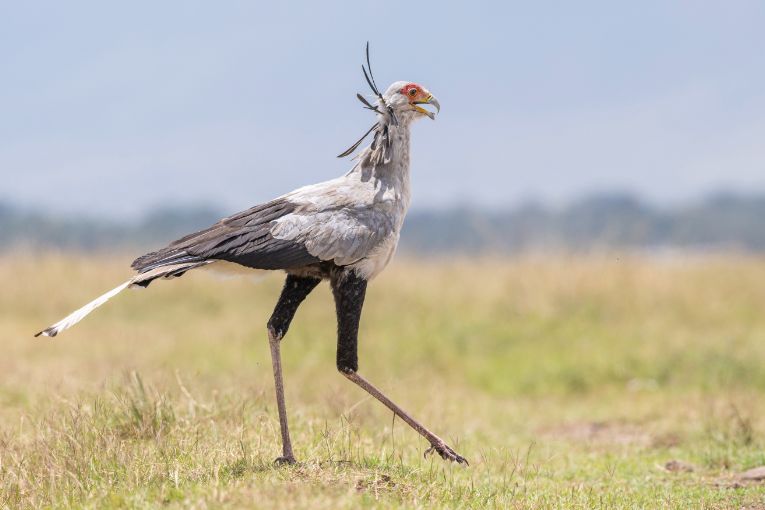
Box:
740, 466, 765, 482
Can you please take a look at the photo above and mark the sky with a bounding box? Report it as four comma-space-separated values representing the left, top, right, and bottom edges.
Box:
1, 1, 764, 218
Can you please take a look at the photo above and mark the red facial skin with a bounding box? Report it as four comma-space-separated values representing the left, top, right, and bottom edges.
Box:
399, 83, 428, 102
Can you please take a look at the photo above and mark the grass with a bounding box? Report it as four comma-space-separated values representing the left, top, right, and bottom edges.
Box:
2, 253, 765, 508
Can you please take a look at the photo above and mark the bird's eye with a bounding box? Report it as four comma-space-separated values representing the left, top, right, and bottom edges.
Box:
408, 88, 417, 97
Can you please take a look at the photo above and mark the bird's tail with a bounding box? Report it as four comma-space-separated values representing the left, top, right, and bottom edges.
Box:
34, 261, 210, 338
35, 280, 132, 337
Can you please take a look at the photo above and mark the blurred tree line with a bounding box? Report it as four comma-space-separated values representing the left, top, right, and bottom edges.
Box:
402, 192, 765, 253
2, 193, 764, 254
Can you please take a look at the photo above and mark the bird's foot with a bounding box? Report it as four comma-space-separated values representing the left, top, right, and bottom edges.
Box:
273, 455, 296, 465
424, 441, 468, 465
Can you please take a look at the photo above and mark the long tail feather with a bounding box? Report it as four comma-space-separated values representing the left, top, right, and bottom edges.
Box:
34, 260, 211, 338
35, 281, 131, 337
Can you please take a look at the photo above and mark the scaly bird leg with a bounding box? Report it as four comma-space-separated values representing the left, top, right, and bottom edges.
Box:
331, 269, 468, 465
342, 370, 468, 464
268, 328, 294, 463
266, 274, 321, 464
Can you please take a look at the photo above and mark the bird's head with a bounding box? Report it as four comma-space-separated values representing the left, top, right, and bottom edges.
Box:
382, 81, 441, 121
337, 43, 440, 161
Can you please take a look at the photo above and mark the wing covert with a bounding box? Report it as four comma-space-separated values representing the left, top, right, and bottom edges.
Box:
131, 198, 321, 272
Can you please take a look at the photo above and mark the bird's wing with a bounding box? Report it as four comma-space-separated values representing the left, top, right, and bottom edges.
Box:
270, 204, 394, 266
131, 197, 322, 273
132, 172, 394, 274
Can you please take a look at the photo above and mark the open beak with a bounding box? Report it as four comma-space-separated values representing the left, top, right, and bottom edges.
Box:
412, 94, 440, 120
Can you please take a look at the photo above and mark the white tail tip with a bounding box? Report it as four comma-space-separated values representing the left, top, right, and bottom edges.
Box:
34, 281, 131, 337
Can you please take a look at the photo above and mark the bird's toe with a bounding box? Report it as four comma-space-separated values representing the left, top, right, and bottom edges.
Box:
273, 455, 297, 465
425, 441, 469, 466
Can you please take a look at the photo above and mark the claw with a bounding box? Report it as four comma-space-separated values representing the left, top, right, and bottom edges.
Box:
424, 441, 469, 465
273, 455, 296, 465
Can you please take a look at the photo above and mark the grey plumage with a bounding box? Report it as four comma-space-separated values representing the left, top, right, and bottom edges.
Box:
131, 198, 319, 277
33, 46, 466, 468
35, 72, 437, 338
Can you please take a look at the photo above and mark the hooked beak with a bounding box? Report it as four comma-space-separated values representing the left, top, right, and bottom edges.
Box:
412, 94, 440, 120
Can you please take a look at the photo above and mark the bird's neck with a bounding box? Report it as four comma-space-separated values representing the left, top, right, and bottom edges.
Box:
382, 122, 411, 175
355, 122, 412, 203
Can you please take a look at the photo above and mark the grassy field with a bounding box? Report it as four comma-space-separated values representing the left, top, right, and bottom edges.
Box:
2, 254, 765, 509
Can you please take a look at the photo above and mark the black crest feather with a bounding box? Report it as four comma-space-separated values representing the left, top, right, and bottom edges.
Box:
337, 122, 379, 158
338, 42, 398, 159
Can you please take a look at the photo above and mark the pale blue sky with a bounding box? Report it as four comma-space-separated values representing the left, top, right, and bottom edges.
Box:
1, 1, 764, 218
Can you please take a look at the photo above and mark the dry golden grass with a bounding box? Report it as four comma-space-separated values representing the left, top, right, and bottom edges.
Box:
2, 253, 765, 508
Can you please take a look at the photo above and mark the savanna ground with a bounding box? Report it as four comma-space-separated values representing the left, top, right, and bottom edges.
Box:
2, 254, 765, 509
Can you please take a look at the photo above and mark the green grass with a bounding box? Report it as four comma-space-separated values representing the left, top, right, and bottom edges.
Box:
2, 254, 765, 508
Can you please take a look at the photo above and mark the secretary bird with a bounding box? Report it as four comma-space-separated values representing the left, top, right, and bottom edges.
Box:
36, 44, 466, 465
